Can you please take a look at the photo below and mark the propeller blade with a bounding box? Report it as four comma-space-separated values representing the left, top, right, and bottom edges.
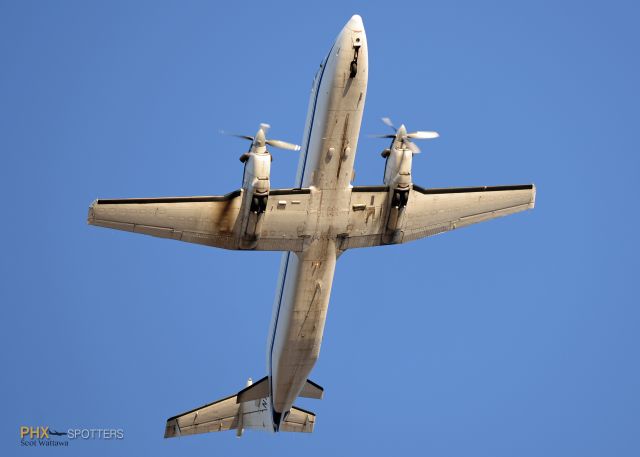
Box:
406, 140, 421, 154
369, 134, 397, 138
381, 117, 396, 131
407, 131, 440, 139
220, 130, 254, 141
266, 139, 301, 151
223, 124, 299, 152
232, 134, 255, 141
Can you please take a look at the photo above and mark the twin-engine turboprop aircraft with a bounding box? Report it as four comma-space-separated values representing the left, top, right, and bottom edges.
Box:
88, 14, 535, 437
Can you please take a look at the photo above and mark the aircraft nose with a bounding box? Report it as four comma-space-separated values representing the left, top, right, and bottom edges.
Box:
346, 14, 363, 31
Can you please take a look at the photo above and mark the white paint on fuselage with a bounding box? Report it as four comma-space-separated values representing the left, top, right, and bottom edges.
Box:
266, 14, 368, 428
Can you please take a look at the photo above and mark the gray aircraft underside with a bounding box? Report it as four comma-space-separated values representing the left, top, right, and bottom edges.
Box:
88, 15, 535, 437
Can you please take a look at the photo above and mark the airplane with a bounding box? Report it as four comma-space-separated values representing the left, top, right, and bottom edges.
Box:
49, 430, 67, 437
87, 14, 535, 437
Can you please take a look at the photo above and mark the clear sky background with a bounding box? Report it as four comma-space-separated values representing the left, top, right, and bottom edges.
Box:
1, 1, 639, 456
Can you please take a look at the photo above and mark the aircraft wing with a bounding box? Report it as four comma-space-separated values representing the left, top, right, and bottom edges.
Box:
88, 184, 534, 251
87, 188, 311, 251
341, 184, 535, 249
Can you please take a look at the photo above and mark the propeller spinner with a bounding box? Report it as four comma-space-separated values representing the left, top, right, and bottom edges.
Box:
373, 117, 439, 154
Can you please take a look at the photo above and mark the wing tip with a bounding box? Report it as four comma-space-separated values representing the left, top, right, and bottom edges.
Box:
164, 418, 180, 439
530, 183, 536, 209
87, 200, 97, 225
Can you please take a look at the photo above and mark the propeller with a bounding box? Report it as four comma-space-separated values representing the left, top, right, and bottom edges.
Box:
373, 117, 439, 153
223, 123, 301, 152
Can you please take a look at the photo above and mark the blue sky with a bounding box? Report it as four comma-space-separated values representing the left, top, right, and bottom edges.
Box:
1, 1, 639, 455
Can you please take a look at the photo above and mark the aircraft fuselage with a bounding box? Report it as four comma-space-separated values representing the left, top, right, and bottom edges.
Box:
267, 15, 368, 428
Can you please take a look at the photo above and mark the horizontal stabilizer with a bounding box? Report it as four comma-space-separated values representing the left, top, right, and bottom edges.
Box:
299, 379, 324, 399
236, 376, 269, 403
164, 393, 241, 438
281, 406, 315, 433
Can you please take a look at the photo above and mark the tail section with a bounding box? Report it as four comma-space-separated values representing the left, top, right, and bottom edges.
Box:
163, 376, 319, 438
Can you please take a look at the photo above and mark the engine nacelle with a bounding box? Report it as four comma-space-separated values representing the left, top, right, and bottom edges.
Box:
231, 123, 300, 249
382, 147, 412, 192
376, 119, 438, 243
239, 151, 271, 248
242, 151, 271, 199
242, 151, 271, 214
381, 147, 413, 244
